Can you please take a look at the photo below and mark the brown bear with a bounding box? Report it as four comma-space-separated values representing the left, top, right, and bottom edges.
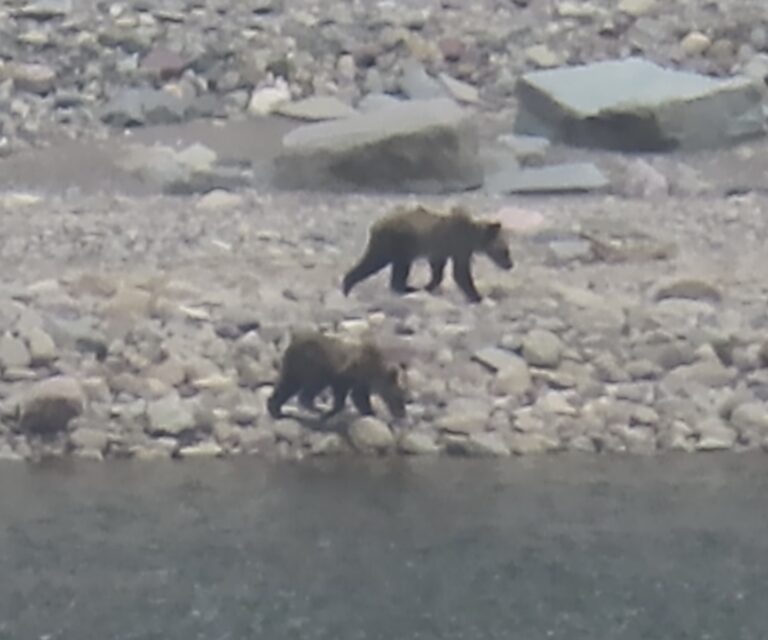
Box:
342, 204, 513, 303
267, 329, 407, 420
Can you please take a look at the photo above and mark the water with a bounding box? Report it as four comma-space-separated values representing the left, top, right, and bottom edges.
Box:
1, 454, 767, 640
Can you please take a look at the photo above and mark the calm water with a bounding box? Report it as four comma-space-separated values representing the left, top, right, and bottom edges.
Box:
1, 454, 767, 640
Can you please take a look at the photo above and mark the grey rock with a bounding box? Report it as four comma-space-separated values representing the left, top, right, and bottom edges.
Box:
466, 431, 511, 456
272, 419, 304, 443
444, 431, 510, 457
491, 359, 533, 397
665, 359, 737, 389
522, 329, 564, 368
5, 63, 56, 95
273, 98, 483, 194
238, 426, 276, 454
140, 47, 190, 80
485, 162, 610, 195
695, 417, 737, 451
438, 73, 480, 104
146, 393, 196, 436
308, 432, 346, 456
25, 327, 57, 365
399, 430, 441, 454
69, 426, 109, 456
652, 278, 722, 303
497, 134, 551, 165
348, 416, 395, 452
0, 333, 31, 370
15, 0, 72, 20
472, 346, 523, 373
399, 59, 449, 99
274, 96, 358, 121
729, 401, 768, 442
435, 398, 489, 434
100, 88, 191, 128
514, 57, 765, 151
507, 432, 561, 455
18, 376, 86, 435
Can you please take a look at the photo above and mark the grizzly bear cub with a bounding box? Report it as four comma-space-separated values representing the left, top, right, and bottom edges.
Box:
267, 329, 407, 421
342, 204, 514, 303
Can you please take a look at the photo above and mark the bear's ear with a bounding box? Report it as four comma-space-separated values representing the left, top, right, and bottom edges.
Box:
485, 221, 502, 238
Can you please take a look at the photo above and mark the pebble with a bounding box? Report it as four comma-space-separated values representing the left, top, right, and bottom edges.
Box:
680, 31, 711, 56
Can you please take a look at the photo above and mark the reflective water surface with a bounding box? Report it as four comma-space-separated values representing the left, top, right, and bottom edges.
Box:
1, 454, 766, 640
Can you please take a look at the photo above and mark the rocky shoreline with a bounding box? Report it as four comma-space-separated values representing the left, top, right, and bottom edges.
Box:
3, 0, 768, 461
1, 188, 768, 461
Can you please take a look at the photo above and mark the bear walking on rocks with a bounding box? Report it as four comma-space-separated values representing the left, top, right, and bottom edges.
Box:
342, 204, 514, 303
267, 329, 407, 421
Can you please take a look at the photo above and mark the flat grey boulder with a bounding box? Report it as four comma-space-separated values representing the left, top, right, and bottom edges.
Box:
514, 57, 765, 151
485, 162, 610, 194
273, 98, 483, 194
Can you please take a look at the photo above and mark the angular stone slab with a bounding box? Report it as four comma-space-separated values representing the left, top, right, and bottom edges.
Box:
484, 162, 610, 194
514, 57, 765, 151
272, 98, 483, 194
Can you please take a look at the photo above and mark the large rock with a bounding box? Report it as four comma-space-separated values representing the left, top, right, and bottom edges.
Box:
514, 57, 765, 151
18, 376, 86, 436
273, 98, 483, 193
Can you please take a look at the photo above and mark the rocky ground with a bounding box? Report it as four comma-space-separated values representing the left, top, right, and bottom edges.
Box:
3, 0, 768, 460
3, 186, 768, 461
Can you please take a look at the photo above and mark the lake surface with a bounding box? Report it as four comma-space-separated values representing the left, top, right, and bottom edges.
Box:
1, 454, 766, 640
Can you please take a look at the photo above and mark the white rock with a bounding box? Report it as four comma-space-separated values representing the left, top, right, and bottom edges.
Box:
680, 31, 711, 56
618, 0, 656, 17
196, 189, 243, 211
248, 81, 291, 116
178, 440, 224, 458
